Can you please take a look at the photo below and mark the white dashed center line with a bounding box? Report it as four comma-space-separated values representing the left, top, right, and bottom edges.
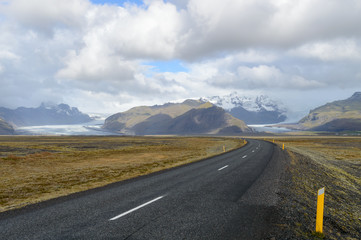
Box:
242, 155, 247, 158
109, 196, 165, 221
218, 165, 229, 171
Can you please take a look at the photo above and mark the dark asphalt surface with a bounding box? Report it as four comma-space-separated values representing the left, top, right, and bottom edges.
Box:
0, 139, 283, 240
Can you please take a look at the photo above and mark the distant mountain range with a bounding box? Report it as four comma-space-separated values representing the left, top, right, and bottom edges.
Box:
0, 103, 92, 128
2, 92, 360, 135
105, 92, 361, 134
0, 117, 14, 135
202, 92, 287, 124
103, 100, 253, 135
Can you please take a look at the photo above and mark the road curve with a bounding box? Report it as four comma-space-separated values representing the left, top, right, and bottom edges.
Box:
0, 139, 283, 239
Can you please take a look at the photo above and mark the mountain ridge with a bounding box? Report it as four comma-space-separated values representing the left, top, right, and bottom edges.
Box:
291, 92, 361, 131
0, 103, 92, 127
103, 100, 253, 135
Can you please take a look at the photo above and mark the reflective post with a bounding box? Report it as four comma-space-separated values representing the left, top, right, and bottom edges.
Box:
316, 187, 325, 233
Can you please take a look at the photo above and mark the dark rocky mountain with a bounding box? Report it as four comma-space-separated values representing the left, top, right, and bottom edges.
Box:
229, 106, 287, 124
103, 100, 253, 135
0, 103, 92, 127
0, 118, 14, 135
202, 92, 287, 124
296, 92, 361, 131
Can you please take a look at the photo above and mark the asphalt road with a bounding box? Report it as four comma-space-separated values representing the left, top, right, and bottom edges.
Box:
0, 139, 283, 240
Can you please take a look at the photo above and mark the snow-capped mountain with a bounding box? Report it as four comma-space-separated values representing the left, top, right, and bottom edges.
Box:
202, 92, 285, 112
202, 92, 288, 124
0, 103, 92, 127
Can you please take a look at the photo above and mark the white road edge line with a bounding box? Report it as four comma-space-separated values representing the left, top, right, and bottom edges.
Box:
109, 196, 165, 221
242, 155, 247, 158
218, 165, 229, 171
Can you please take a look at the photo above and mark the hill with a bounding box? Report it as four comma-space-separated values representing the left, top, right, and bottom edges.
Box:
0, 103, 92, 127
103, 100, 253, 135
0, 118, 14, 135
297, 92, 361, 131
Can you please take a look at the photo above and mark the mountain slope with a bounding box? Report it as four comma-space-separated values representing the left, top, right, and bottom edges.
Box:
103, 100, 253, 135
0, 118, 14, 135
103, 100, 206, 134
203, 92, 287, 124
0, 103, 92, 127
298, 92, 361, 131
229, 106, 287, 124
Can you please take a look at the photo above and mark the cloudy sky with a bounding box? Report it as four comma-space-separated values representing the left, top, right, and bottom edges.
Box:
0, 0, 360, 119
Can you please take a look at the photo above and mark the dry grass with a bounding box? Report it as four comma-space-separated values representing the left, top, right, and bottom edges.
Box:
271, 137, 360, 188
0, 135, 244, 212
257, 136, 361, 239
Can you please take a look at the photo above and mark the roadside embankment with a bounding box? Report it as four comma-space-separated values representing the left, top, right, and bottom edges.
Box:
270, 137, 360, 240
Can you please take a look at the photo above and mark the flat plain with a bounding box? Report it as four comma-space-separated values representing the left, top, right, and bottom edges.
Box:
0, 136, 243, 212
1, 135, 359, 239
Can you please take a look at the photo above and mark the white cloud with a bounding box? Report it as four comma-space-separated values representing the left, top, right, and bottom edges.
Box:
205, 64, 324, 90
177, 0, 361, 59
57, 49, 139, 85
4, 0, 90, 36
0, 50, 20, 61
271, 0, 361, 40
55, 0, 187, 94
179, 0, 275, 58
289, 39, 361, 61
238, 65, 283, 84
0, 0, 361, 113
84, 1, 185, 59
232, 50, 278, 63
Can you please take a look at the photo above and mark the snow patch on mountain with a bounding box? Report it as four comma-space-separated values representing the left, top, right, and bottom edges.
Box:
202, 92, 287, 113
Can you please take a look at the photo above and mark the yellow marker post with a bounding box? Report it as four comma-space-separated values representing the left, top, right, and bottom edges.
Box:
223, 146, 225, 152
316, 187, 325, 234
282, 143, 285, 150
273, 139, 275, 143
244, 139, 247, 144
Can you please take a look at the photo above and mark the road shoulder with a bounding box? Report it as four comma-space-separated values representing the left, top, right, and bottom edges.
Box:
273, 146, 361, 240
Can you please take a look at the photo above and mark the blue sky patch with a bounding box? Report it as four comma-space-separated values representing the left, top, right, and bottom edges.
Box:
90, 0, 144, 6
144, 60, 187, 73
